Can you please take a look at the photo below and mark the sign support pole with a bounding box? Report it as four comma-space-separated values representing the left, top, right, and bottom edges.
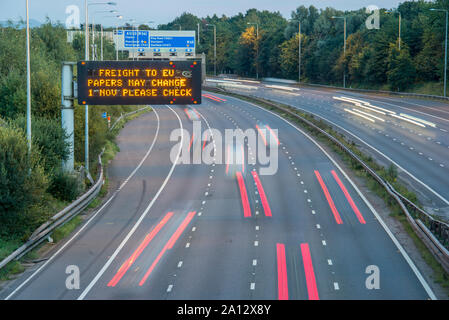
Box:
61, 62, 75, 172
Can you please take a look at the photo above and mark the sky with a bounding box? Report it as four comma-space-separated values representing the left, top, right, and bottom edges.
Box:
0, 0, 405, 27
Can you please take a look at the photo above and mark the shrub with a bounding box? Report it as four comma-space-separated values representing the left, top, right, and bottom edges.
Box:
48, 169, 82, 201
11, 116, 70, 174
0, 126, 48, 238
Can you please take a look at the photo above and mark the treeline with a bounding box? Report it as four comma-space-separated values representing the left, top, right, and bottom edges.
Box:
158, 0, 449, 93
0, 20, 134, 239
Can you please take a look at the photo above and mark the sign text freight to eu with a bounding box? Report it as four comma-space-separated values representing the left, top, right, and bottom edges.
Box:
77, 60, 202, 105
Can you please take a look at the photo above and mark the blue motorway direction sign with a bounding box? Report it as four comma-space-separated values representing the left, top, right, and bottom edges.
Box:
149, 36, 195, 48
124, 30, 149, 48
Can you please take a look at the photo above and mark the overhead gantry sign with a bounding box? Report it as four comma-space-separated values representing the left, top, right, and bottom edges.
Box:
77, 60, 202, 105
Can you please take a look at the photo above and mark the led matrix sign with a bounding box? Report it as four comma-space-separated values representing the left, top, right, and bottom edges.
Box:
77, 60, 202, 105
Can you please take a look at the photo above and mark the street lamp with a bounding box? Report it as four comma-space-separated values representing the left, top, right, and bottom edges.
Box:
103, 14, 123, 60
93, 10, 118, 61
84, 0, 116, 179
174, 24, 182, 31
385, 10, 402, 51
289, 19, 301, 84
331, 15, 347, 88
26, 0, 31, 152
430, 8, 448, 97
206, 24, 216, 76
247, 22, 259, 79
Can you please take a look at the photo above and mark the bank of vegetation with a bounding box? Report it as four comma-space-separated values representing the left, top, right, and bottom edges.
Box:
158, 0, 448, 94
0, 21, 139, 276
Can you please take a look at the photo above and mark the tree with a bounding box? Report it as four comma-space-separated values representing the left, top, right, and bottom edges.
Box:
387, 42, 416, 91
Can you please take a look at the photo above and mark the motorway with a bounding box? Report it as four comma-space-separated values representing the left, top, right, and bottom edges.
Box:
212, 80, 449, 220
1, 92, 436, 300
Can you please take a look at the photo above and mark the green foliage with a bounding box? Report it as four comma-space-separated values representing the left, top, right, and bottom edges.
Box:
387, 43, 416, 91
0, 126, 48, 238
48, 170, 82, 202
10, 116, 70, 174
159, 3, 449, 93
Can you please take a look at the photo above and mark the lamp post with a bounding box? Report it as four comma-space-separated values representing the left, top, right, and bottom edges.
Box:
26, 0, 31, 152
206, 24, 216, 76
84, 1, 116, 178
331, 15, 347, 88
385, 10, 402, 51
174, 24, 182, 31
430, 8, 448, 97
247, 22, 259, 79
93, 10, 117, 61
197, 23, 200, 47
103, 14, 122, 60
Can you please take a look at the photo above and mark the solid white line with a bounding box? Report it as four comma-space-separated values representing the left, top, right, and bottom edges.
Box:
233, 96, 437, 300
5, 107, 161, 300
76, 106, 184, 300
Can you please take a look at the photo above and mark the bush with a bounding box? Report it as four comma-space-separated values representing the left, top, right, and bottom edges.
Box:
11, 116, 70, 174
48, 169, 82, 201
0, 126, 48, 238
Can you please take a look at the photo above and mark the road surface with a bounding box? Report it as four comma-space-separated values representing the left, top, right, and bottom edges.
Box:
212, 80, 449, 220
1, 93, 435, 300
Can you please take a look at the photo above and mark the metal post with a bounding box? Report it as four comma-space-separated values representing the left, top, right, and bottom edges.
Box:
136, 25, 139, 61
116, 25, 119, 60
26, 0, 31, 152
214, 26, 216, 76
101, 24, 103, 60
84, 0, 90, 177
445, 11, 448, 97
92, 15, 95, 60
256, 24, 259, 79
399, 13, 401, 51
298, 22, 301, 84
197, 23, 200, 46
85, 0, 89, 64
343, 17, 346, 88
61, 63, 75, 172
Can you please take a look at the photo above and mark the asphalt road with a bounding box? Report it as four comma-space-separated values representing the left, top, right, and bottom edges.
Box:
214, 80, 449, 219
0, 93, 435, 300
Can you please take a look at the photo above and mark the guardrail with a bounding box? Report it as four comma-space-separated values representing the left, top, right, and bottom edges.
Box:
109, 106, 151, 132
0, 151, 104, 270
298, 82, 449, 101
256, 77, 449, 101
205, 85, 449, 273
0, 106, 152, 271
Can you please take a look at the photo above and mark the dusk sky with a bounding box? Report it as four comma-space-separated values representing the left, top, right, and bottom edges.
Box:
1, 0, 406, 27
